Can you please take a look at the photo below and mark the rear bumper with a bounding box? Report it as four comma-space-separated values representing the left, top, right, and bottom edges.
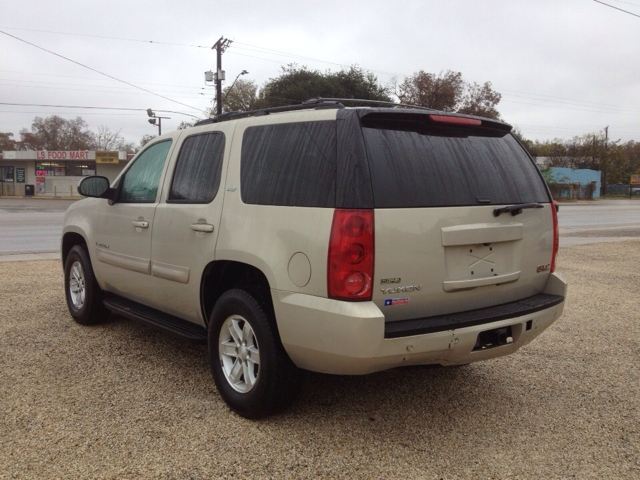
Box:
273, 273, 567, 375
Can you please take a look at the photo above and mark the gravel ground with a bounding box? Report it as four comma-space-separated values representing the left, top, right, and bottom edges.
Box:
1, 242, 639, 479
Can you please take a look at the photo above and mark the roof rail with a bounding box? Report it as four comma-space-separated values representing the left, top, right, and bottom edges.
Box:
192, 97, 436, 127
193, 99, 345, 126
303, 97, 436, 111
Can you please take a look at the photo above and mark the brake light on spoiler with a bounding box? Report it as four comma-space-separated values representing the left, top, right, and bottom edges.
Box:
428, 115, 482, 126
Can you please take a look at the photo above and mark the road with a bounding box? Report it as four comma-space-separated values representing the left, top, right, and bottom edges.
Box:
558, 199, 640, 246
0, 198, 76, 256
0, 198, 638, 256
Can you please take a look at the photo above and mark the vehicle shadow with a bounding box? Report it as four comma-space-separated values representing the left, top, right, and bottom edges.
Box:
102, 314, 523, 442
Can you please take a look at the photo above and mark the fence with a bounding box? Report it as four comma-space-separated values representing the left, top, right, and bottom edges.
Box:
605, 184, 640, 197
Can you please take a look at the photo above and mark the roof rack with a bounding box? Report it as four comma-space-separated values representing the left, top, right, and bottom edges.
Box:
194, 99, 344, 126
304, 98, 436, 112
193, 97, 435, 126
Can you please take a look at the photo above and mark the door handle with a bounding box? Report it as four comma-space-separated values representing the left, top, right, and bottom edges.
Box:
191, 223, 214, 233
132, 220, 149, 228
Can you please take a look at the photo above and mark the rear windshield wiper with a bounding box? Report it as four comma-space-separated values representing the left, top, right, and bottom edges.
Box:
493, 203, 544, 217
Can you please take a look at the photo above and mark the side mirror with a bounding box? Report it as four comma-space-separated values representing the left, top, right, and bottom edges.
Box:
78, 176, 113, 199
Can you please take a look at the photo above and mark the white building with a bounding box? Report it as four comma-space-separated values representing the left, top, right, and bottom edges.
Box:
0, 150, 133, 197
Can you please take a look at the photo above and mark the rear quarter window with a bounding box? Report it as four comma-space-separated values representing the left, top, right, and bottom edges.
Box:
168, 132, 225, 204
240, 121, 337, 207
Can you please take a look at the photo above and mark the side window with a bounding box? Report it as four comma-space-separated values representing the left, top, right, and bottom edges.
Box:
168, 132, 225, 203
120, 140, 172, 203
241, 121, 337, 207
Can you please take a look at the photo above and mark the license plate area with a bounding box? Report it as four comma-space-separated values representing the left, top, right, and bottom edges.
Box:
473, 326, 513, 351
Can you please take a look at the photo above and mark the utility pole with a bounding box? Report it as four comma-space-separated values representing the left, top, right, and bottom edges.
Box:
212, 36, 232, 115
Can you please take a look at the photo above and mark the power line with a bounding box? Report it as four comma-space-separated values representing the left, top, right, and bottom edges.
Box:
0, 82, 210, 99
593, 0, 640, 18
610, 0, 640, 6
0, 29, 203, 111
502, 93, 640, 115
501, 99, 640, 117
230, 42, 409, 77
0, 110, 142, 116
0, 69, 215, 90
499, 88, 640, 114
0, 26, 210, 48
0, 77, 214, 94
0, 102, 203, 119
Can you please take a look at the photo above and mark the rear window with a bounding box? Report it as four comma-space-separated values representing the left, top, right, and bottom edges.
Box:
361, 114, 549, 208
241, 121, 337, 207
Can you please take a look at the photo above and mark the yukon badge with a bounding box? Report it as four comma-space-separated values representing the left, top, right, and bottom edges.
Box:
380, 285, 422, 295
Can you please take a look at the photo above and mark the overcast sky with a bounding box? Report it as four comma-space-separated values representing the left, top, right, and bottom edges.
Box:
1, 0, 639, 147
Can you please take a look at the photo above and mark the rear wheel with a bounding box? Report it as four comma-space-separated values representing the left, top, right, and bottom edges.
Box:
208, 288, 301, 418
64, 245, 110, 325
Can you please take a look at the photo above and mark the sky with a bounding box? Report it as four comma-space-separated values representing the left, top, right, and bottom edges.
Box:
0, 0, 639, 147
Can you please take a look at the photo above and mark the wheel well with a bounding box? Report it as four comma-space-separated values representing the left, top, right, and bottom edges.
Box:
61, 232, 88, 265
201, 261, 272, 326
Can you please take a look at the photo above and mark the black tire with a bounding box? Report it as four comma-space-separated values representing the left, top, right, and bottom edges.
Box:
208, 288, 301, 419
64, 245, 110, 325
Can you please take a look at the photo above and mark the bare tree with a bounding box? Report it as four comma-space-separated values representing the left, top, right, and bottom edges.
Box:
90, 126, 134, 152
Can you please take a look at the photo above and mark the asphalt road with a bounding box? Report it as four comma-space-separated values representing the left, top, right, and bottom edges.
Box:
0, 198, 76, 255
0, 198, 638, 256
558, 199, 640, 246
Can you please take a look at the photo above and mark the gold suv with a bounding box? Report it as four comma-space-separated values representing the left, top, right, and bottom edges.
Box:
62, 99, 567, 418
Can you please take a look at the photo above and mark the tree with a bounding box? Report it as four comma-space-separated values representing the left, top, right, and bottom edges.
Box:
0, 132, 18, 151
457, 82, 502, 119
138, 134, 156, 150
177, 121, 194, 130
257, 65, 391, 108
397, 70, 502, 119
221, 79, 258, 113
397, 70, 464, 111
19, 116, 93, 150
90, 126, 135, 153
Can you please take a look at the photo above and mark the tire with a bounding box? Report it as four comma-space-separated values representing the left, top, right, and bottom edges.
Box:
64, 245, 110, 325
208, 288, 301, 418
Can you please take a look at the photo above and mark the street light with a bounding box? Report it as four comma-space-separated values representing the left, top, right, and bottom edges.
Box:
146, 108, 171, 135
224, 70, 249, 102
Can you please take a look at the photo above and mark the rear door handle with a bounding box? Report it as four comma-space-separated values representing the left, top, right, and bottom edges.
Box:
132, 220, 149, 228
191, 223, 214, 233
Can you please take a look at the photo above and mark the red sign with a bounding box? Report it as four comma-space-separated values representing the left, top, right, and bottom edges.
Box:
36, 151, 90, 160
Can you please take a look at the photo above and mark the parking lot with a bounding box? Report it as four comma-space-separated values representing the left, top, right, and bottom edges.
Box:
1, 236, 638, 478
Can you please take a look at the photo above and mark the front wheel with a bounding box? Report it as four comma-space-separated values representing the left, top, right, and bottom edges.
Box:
208, 289, 301, 418
64, 245, 110, 325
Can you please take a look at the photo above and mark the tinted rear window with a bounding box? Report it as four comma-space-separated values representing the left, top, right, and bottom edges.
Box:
241, 121, 336, 207
168, 132, 225, 203
361, 115, 549, 208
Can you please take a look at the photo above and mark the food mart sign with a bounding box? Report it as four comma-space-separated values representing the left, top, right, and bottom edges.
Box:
35, 151, 91, 160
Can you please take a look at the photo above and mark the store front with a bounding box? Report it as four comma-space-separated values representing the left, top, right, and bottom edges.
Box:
0, 150, 133, 197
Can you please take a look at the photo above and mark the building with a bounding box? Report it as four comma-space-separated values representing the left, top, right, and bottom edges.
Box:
0, 150, 134, 197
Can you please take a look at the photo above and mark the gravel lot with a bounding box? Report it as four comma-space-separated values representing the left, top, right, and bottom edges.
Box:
1, 242, 639, 479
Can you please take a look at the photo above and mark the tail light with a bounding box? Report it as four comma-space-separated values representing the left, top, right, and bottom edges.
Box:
551, 201, 559, 272
328, 209, 374, 301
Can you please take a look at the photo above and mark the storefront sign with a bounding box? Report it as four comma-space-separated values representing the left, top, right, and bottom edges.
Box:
16, 168, 25, 183
95, 150, 120, 164
36, 150, 90, 160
